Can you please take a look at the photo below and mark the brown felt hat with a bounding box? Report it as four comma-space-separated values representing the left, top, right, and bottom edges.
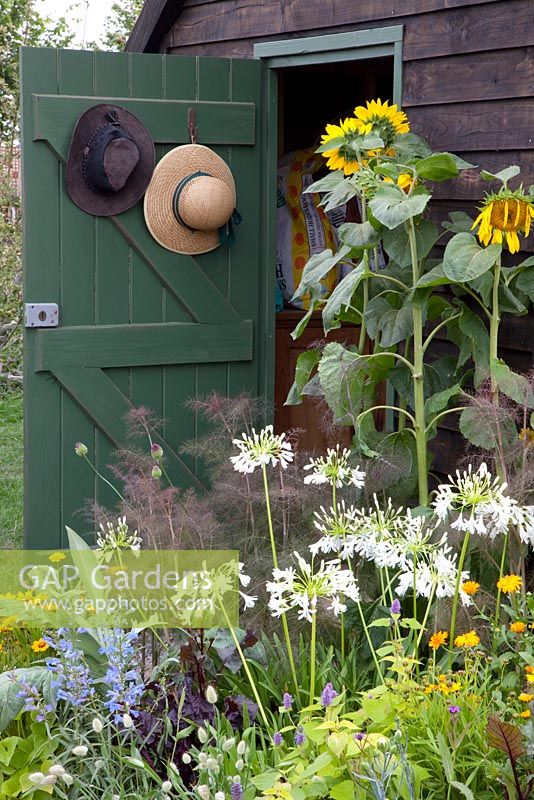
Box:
66, 104, 155, 217
143, 144, 238, 255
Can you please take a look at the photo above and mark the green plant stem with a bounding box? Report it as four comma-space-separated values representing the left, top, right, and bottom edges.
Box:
448, 531, 471, 669
415, 583, 436, 655
407, 219, 429, 506
356, 599, 385, 685
413, 553, 419, 675
310, 611, 317, 703
358, 195, 369, 355
494, 529, 509, 627
221, 605, 270, 728
82, 454, 124, 502
261, 464, 300, 699
489, 255, 501, 406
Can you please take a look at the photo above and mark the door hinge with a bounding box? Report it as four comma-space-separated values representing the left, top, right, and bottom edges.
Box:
24, 303, 59, 328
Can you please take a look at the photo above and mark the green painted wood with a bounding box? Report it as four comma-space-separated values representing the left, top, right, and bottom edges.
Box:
22, 47, 268, 545
33, 95, 256, 157
53, 367, 204, 491
261, 44, 395, 69
36, 322, 253, 371
252, 25, 403, 58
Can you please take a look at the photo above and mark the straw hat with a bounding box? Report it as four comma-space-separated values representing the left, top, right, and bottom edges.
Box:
143, 144, 238, 255
66, 104, 155, 217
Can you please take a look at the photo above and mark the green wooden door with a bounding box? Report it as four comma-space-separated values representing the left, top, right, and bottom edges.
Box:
21, 47, 274, 547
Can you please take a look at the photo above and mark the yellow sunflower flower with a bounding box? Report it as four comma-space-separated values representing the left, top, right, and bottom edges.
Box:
461, 581, 480, 596
31, 638, 49, 653
496, 574, 522, 594
454, 630, 480, 648
320, 117, 364, 175
471, 191, 534, 254
429, 631, 448, 650
519, 427, 534, 446
354, 99, 410, 147
510, 621, 527, 634
518, 693, 533, 702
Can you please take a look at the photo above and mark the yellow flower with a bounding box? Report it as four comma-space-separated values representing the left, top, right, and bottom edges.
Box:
527, 674, 534, 684
354, 98, 410, 147
525, 666, 534, 674
461, 581, 480, 596
454, 630, 480, 648
320, 117, 364, 175
48, 552, 66, 563
0, 643, 3, 653
519, 709, 531, 718
496, 574, 522, 594
510, 621, 527, 634
518, 693, 533, 702
0, 626, 13, 633
31, 638, 49, 653
397, 173, 415, 192
471, 191, 534, 254
519, 427, 534, 446
429, 631, 449, 650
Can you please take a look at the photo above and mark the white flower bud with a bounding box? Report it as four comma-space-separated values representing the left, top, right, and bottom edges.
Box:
215, 793, 225, 800
28, 773, 45, 785
48, 765, 65, 777
162, 780, 173, 793
182, 753, 192, 765
217, 754, 224, 763
198, 727, 208, 744
92, 718, 103, 733
62, 774, 74, 786
198, 753, 208, 767
222, 738, 236, 752
72, 745, 88, 757
95, 760, 104, 769
122, 713, 134, 729
197, 784, 210, 800
236, 741, 246, 756
113, 795, 120, 800
235, 759, 244, 771
206, 757, 218, 771
205, 685, 218, 704
41, 775, 58, 786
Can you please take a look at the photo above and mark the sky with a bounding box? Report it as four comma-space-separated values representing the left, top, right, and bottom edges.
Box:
36, 0, 112, 48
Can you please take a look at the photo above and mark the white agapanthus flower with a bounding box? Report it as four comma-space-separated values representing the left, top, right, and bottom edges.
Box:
395, 545, 471, 605
230, 425, 294, 474
303, 445, 366, 489
349, 495, 406, 566
266, 552, 360, 622
238, 563, 257, 609
96, 517, 142, 552
311, 501, 360, 557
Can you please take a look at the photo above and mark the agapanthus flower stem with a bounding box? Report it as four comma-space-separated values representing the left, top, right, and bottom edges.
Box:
356, 600, 384, 684
448, 530, 471, 669
310, 612, 317, 702
261, 464, 300, 699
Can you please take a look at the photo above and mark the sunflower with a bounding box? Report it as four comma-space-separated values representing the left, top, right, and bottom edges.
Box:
354, 99, 410, 148
429, 631, 448, 650
496, 574, 522, 594
471, 190, 534, 254
320, 117, 365, 175
519, 427, 534, 446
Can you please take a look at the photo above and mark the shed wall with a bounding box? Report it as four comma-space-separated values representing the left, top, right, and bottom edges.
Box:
161, 0, 534, 475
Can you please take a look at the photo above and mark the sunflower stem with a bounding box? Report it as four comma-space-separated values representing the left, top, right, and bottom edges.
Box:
448, 531, 471, 670
358, 195, 369, 355
489, 255, 501, 407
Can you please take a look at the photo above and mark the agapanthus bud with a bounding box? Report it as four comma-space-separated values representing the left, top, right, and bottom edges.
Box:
74, 442, 88, 457
72, 746, 88, 757
92, 717, 103, 733
151, 443, 164, 460
152, 465, 162, 479
205, 685, 218, 704
162, 781, 172, 793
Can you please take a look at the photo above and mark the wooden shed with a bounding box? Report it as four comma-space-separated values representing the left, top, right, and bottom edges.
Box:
127, 0, 534, 473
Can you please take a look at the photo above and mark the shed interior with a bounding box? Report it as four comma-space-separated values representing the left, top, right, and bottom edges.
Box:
274, 56, 394, 451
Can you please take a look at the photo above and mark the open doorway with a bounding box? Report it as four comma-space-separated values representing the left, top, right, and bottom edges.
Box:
273, 56, 395, 452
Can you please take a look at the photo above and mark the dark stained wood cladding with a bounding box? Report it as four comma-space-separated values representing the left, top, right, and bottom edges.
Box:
158, 0, 534, 477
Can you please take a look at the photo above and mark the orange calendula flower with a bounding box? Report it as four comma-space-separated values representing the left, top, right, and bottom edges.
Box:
497, 574, 522, 594
471, 190, 534, 254
510, 621, 527, 634
320, 117, 364, 175
520, 709, 531, 718
518, 693, 533, 703
461, 581, 480, 596
454, 630, 480, 648
429, 631, 449, 650
31, 638, 49, 653
48, 552, 66, 563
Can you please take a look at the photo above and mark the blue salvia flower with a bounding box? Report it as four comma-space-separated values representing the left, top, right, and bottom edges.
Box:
230, 781, 243, 800
99, 629, 144, 724
283, 692, 293, 710
15, 680, 53, 722
45, 631, 95, 707
294, 727, 306, 746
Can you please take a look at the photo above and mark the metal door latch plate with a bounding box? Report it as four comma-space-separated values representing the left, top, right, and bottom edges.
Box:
24, 303, 59, 328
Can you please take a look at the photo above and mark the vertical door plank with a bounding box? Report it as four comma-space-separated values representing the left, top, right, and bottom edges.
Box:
21, 48, 62, 546
58, 49, 97, 540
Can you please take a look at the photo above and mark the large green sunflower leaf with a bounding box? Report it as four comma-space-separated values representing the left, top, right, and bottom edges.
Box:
481, 165, 520, 184
303, 170, 345, 195
369, 186, 431, 230
415, 153, 459, 182
443, 232, 501, 282
285, 349, 321, 406
490, 358, 534, 407
322, 263, 366, 333
383, 218, 438, 267
442, 211, 474, 233
338, 221, 380, 249
292, 245, 351, 304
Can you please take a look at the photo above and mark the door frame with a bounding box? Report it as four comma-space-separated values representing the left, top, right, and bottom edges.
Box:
254, 25, 404, 427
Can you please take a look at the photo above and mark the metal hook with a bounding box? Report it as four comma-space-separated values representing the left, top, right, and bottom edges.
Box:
188, 108, 198, 144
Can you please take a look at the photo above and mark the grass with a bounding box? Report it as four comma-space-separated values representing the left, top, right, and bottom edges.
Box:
0, 391, 23, 546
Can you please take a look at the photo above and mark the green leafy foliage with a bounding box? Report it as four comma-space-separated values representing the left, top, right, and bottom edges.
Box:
369, 186, 431, 230
414, 153, 459, 182
443, 233, 501, 283
383, 218, 438, 268
322, 264, 365, 333
0, 668, 55, 732
285, 350, 321, 405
